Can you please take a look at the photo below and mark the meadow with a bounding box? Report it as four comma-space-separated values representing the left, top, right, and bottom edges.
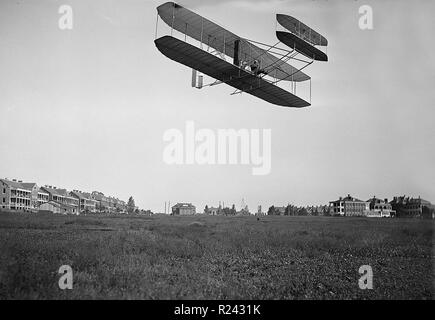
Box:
0, 212, 433, 299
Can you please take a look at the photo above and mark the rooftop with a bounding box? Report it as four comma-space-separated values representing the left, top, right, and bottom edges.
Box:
172, 203, 195, 209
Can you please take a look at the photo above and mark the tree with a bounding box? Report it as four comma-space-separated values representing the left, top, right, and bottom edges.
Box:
231, 204, 237, 215
204, 205, 209, 214
297, 207, 308, 216
127, 196, 135, 214
268, 206, 275, 215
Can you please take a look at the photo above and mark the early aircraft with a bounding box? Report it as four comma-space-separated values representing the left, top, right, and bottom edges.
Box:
154, 2, 328, 108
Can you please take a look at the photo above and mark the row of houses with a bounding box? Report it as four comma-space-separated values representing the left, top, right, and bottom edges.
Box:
263, 194, 434, 219
204, 204, 251, 216
170, 203, 251, 216
0, 178, 127, 215
329, 195, 393, 217
168, 195, 434, 219
320, 194, 434, 218
328, 194, 434, 218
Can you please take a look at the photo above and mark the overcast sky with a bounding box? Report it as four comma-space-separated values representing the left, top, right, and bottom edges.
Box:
1, 0, 434, 212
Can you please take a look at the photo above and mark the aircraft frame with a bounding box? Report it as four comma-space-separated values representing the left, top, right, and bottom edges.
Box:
154, 2, 327, 108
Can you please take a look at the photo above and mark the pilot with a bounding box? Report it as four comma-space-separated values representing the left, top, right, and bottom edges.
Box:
250, 60, 259, 74
240, 60, 249, 70
250, 60, 266, 76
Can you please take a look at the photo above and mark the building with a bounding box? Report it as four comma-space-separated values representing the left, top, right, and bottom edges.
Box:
106, 196, 117, 212
19, 182, 50, 211
0, 178, 33, 212
20, 182, 39, 210
113, 198, 127, 213
39, 200, 79, 215
329, 194, 369, 217
204, 205, 221, 215
305, 205, 330, 216
36, 188, 49, 208
172, 203, 196, 215
70, 190, 97, 213
390, 196, 434, 219
366, 197, 395, 218
256, 205, 264, 216
91, 191, 115, 213
1, 178, 126, 215
40, 185, 79, 213
208, 207, 220, 215
92, 192, 127, 214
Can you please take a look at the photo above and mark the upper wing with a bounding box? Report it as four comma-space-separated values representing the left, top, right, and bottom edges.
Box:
277, 14, 328, 47
155, 35, 310, 108
157, 2, 310, 82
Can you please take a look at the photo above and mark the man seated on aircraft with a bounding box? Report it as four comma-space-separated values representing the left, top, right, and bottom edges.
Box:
250, 60, 267, 76
240, 60, 249, 70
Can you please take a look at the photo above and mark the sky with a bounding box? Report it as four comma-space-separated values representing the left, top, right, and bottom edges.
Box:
0, 0, 434, 212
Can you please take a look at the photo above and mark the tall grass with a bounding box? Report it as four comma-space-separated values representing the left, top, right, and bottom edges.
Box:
0, 212, 433, 299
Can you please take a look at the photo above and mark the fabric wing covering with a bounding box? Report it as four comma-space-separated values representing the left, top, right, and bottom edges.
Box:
277, 14, 328, 47
276, 31, 328, 62
155, 36, 311, 108
157, 1, 310, 82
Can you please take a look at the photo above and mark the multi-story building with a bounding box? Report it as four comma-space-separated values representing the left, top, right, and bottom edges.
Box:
172, 203, 196, 215
1, 179, 127, 215
366, 197, 395, 218
70, 190, 97, 213
390, 196, 434, 219
20, 182, 48, 210
91, 191, 114, 213
329, 194, 369, 217
113, 198, 127, 213
40, 185, 79, 214
37, 188, 50, 207
107, 196, 118, 213
0, 178, 33, 211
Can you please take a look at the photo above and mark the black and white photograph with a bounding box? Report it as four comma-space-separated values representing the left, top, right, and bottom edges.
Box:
0, 0, 434, 309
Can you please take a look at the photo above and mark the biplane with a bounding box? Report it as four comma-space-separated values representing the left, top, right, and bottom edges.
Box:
154, 2, 328, 108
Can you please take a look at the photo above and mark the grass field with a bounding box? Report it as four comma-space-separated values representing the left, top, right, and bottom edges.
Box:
0, 212, 433, 299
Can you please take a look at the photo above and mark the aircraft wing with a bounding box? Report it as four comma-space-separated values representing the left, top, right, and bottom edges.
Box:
155, 36, 311, 108
157, 2, 310, 82
276, 31, 328, 62
277, 14, 328, 47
